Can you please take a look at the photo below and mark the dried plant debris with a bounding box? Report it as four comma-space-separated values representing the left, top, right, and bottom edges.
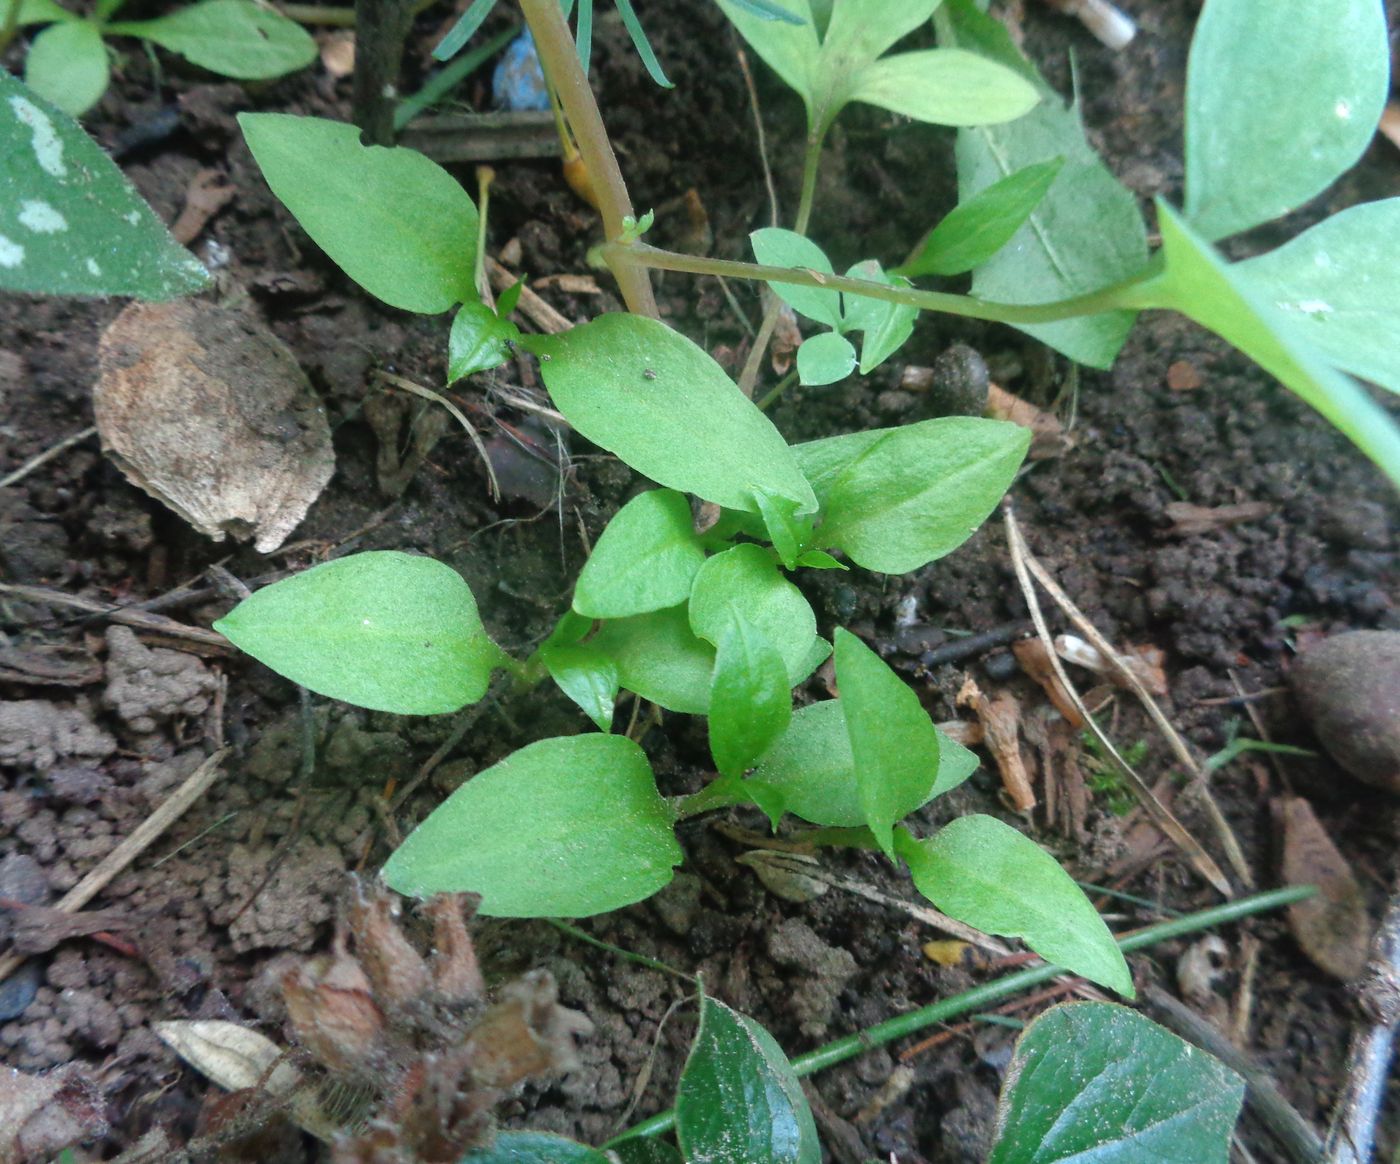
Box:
94, 299, 334, 554
163, 879, 592, 1163
1275, 796, 1372, 982
0, 1063, 109, 1163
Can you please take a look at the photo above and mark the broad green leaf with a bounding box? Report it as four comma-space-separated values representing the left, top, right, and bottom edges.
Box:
24, 21, 108, 117
751, 227, 842, 329
1236, 199, 1400, 395
214, 551, 504, 715
573, 489, 706, 619
382, 734, 681, 914
751, 487, 813, 570
795, 549, 845, 570
675, 995, 820, 1164
689, 544, 818, 685
1121, 202, 1400, 490
112, 0, 316, 80
795, 417, 1029, 574
941, 0, 1146, 368
714, 0, 819, 105
461, 1131, 614, 1163
590, 605, 715, 715
749, 698, 975, 828
898, 157, 1063, 277
542, 642, 618, 732
0, 73, 210, 298
448, 301, 520, 381
834, 628, 943, 857
795, 331, 856, 385
709, 622, 792, 779
611, 1139, 684, 1164
842, 260, 916, 373
524, 315, 816, 515
989, 1003, 1244, 1163
850, 48, 1038, 127
7, 0, 79, 26
899, 815, 1133, 995
1183, 0, 1388, 243
239, 113, 478, 314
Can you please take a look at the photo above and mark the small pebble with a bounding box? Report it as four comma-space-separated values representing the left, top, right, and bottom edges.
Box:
0, 853, 50, 1020
927, 343, 990, 417
1291, 630, 1400, 794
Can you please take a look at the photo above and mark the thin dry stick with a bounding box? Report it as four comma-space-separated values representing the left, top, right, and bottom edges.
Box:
736, 46, 779, 229
1003, 508, 1234, 897
488, 256, 576, 334
0, 748, 229, 982
0, 582, 232, 651
0, 425, 98, 489
375, 370, 500, 500
1012, 514, 1251, 886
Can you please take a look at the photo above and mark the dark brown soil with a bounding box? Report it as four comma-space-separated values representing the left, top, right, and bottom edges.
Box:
2, 2, 1398, 1161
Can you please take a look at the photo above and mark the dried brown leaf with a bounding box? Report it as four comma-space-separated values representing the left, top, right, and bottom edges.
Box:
1277, 796, 1372, 981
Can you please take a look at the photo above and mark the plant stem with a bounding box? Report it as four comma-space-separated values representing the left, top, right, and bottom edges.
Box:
518, 0, 658, 318
602, 884, 1316, 1147
675, 777, 752, 819
0, 0, 21, 55
793, 130, 826, 237
604, 241, 1160, 328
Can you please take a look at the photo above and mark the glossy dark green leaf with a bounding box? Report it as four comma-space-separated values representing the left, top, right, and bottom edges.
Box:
675, 995, 820, 1164
461, 1130, 614, 1162
590, 605, 715, 715
1122, 201, 1400, 490
709, 621, 792, 779
448, 301, 520, 381
988, 1003, 1244, 1163
1236, 199, 1400, 395
113, 0, 316, 79
899, 815, 1133, 996
941, 0, 1146, 368
898, 157, 1063, 278
0, 71, 211, 298
382, 734, 681, 915
24, 21, 108, 116
239, 113, 478, 314
525, 315, 816, 515
214, 551, 504, 715
749, 698, 975, 829
751, 227, 843, 330
795, 330, 856, 386
689, 544, 818, 685
542, 642, 618, 732
573, 489, 706, 619
1183, 0, 1388, 243
834, 628, 944, 857
610, 1137, 684, 1164
794, 417, 1029, 574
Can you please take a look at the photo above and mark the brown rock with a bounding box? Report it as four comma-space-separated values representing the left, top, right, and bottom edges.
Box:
1291, 630, 1400, 793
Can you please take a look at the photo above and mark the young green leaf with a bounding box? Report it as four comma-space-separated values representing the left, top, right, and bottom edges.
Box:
448, 301, 521, 382
238, 113, 479, 314
24, 21, 109, 117
898, 815, 1133, 996
382, 734, 681, 915
750, 487, 813, 570
1183, 0, 1388, 243
713, 0, 820, 109
709, 621, 792, 779
940, 0, 1146, 368
1122, 201, 1400, 490
834, 628, 943, 857
989, 1003, 1245, 1163
795, 417, 1030, 574
849, 48, 1038, 128
842, 260, 917, 373
897, 157, 1063, 278
590, 605, 715, 715
214, 551, 504, 715
748, 698, 976, 829
6, 0, 79, 25
675, 995, 820, 1164
751, 227, 843, 330
541, 642, 618, 732
0, 73, 211, 299
112, 0, 316, 80
1236, 199, 1400, 396
523, 315, 816, 515
689, 544, 818, 685
573, 489, 706, 619
461, 1132, 615, 1163
795, 549, 846, 570
795, 331, 857, 386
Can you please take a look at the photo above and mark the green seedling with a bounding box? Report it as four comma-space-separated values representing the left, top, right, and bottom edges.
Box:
3, 0, 315, 117
0, 70, 211, 297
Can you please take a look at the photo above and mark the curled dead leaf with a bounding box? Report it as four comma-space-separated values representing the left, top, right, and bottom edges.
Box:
154, 1019, 301, 1097
737, 850, 830, 903
1276, 796, 1372, 981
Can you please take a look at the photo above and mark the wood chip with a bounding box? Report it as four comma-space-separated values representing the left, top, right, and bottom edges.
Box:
1166, 359, 1203, 391
985, 383, 1069, 460
1379, 102, 1400, 152
1164, 500, 1273, 537
170, 169, 235, 246
957, 675, 1036, 811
